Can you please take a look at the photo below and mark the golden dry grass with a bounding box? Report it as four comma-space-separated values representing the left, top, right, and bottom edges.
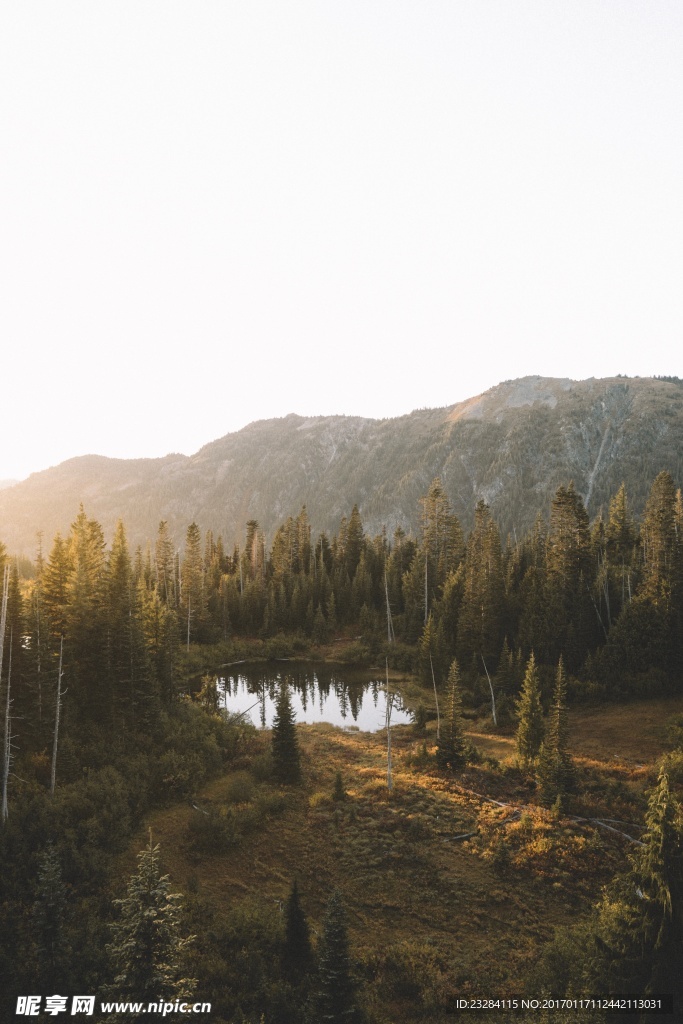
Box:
118, 692, 682, 1018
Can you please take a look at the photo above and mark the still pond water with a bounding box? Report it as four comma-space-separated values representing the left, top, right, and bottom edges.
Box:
218, 662, 412, 732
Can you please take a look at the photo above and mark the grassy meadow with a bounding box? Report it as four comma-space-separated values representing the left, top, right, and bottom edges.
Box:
115, 692, 683, 1022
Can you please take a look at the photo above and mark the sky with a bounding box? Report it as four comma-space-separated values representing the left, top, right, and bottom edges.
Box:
1, 2, 681, 481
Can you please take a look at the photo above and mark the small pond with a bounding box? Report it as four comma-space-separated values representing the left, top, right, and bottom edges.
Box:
217, 661, 412, 732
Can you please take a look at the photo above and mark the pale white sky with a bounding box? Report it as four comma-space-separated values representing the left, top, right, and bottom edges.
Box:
1, 2, 681, 480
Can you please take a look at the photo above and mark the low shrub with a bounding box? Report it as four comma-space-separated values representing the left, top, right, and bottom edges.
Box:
224, 771, 256, 804
309, 790, 332, 810
185, 808, 241, 854
337, 641, 371, 665
250, 751, 275, 783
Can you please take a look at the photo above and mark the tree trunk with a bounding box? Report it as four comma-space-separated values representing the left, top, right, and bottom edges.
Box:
51, 636, 64, 797
0, 566, 9, 821
430, 654, 441, 740
385, 658, 393, 791
1, 627, 12, 822
481, 654, 497, 727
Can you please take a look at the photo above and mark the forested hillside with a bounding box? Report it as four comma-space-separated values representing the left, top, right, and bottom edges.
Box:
1, 466, 683, 1021
2, 375, 683, 554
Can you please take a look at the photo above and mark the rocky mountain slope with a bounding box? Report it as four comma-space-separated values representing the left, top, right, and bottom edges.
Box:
2, 376, 682, 555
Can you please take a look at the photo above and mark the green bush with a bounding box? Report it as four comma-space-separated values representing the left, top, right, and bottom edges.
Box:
224, 771, 256, 804
332, 771, 347, 801
185, 808, 241, 854
255, 790, 288, 816
412, 703, 429, 733
250, 751, 275, 782
337, 641, 371, 665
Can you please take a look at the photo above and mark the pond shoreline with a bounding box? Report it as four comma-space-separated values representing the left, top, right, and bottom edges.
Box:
216, 659, 414, 732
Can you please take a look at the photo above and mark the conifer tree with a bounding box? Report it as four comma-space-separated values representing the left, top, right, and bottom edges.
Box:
154, 520, 176, 606
586, 764, 683, 999
435, 659, 469, 771
518, 514, 551, 662
456, 500, 504, 665
315, 889, 361, 1023
417, 612, 447, 687
272, 681, 302, 783
6, 560, 30, 744
605, 483, 637, 567
537, 656, 574, 804
106, 835, 195, 1009
545, 483, 594, 668
419, 478, 464, 597
344, 506, 364, 580
33, 844, 71, 994
282, 878, 313, 981
515, 653, 544, 771
41, 533, 71, 642
139, 581, 177, 706
65, 509, 109, 725
495, 637, 517, 696
641, 471, 679, 609
180, 523, 206, 647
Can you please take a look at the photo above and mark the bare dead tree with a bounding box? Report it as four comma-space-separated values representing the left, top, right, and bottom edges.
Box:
385, 658, 394, 792
0, 565, 9, 821
480, 654, 497, 727
424, 550, 428, 625
384, 575, 396, 790
430, 653, 441, 740
0, 565, 9, 703
384, 573, 395, 644
1, 627, 12, 822
50, 636, 65, 797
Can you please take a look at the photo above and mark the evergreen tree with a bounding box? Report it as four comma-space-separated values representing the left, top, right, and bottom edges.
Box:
537, 656, 574, 805
296, 506, 312, 575
65, 509, 109, 725
139, 582, 177, 707
272, 681, 302, 783
6, 560, 31, 746
435, 659, 469, 771
545, 483, 595, 668
515, 653, 544, 771
419, 478, 464, 596
518, 514, 551, 662
106, 835, 195, 1011
180, 523, 206, 646
417, 612, 447, 686
636, 766, 683, 956
605, 483, 638, 567
154, 520, 176, 607
312, 604, 329, 643
40, 536, 68, 647
33, 844, 71, 994
641, 471, 680, 609
344, 506, 365, 581
495, 637, 517, 696
333, 770, 347, 801
108, 521, 134, 713
456, 500, 504, 665
315, 889, 361, 1023
584, 764, 683, 1000
282, 878, 313, 980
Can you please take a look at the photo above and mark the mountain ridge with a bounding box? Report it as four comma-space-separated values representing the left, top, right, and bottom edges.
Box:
2, 375, 682, 555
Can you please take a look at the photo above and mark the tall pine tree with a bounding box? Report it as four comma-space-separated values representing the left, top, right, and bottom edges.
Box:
435, 659, 470, 771
282, 878, 313, 981
315, 889, 361, 1023
106, 835, 195, 1010
515, 652, 544, 772
272, 681, 302, 784
537, 656, 574, 804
